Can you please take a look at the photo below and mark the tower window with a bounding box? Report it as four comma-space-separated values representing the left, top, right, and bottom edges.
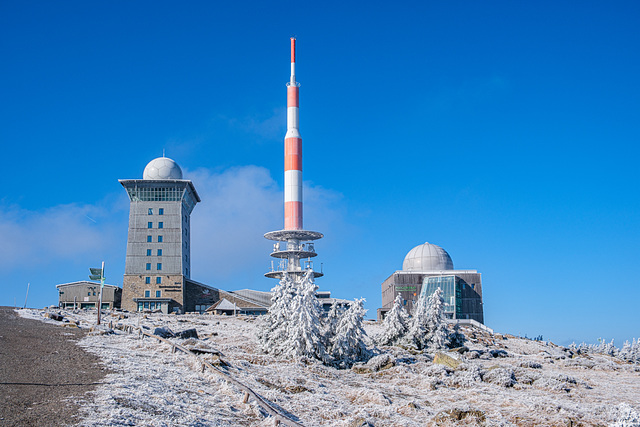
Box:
148, 222, 153, 228
158, 222, 163, 229
156, 290, 161, 297
146, 249, 152, 256
148, 208, 153, 215
147, 235, 152, 243
157, 263, 162, 270
158, 235, 163, 242
146, 263, 151, 271
159, 208, 164, 215
157, 249, 162, 256
145, 277, 150, 284
144, 290, 150, 298
156, 277, 161, 284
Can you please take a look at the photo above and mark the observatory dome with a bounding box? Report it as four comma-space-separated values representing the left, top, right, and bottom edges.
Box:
402, 242, 454, 271
143, 157, 183, 180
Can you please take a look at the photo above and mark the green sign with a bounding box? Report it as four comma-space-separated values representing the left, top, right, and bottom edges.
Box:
395, 286, 417, 291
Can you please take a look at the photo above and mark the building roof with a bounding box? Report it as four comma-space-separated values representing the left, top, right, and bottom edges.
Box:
56, 281, 120, 290
231, 289, 273, 307
403, 242, 454, 271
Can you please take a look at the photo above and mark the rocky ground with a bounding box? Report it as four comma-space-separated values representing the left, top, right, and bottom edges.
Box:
0, 306, 107, 426
12, 308, 640, 426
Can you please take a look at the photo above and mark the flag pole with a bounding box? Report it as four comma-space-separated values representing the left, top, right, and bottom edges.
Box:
97, 261, 105, 325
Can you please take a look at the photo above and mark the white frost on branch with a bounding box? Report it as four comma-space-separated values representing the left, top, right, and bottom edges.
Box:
330, 298, 370, 367
375, 294, 409, 347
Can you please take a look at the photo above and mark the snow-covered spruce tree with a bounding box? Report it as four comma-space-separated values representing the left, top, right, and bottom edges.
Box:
257, 272, 296, 356
425, 287, 450, 351
375, 294, 409, 346
402, 290, 429, 350
448, 321, 466, 348
281, 270, 327, 361
325, 300, 341, 339
330, 298, 371, 367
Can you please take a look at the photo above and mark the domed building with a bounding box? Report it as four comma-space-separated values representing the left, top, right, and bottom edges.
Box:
378, 242, 484, 324
118, 157, 281, 315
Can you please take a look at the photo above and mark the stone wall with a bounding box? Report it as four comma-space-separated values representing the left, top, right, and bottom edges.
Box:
122, 274, 185, 312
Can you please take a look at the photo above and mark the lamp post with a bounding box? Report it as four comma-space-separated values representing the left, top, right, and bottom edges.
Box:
89, 262, 105, 325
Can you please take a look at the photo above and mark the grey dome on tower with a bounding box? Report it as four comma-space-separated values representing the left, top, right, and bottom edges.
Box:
402, 242, 454, 271
143, 157, 183, 180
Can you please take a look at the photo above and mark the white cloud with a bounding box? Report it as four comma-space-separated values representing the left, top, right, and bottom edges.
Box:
0, 165, 346, 295
187, 165, 346, 288
0, 198, 127, 270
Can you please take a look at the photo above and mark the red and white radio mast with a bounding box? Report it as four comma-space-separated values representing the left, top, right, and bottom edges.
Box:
265, 38, 323, 281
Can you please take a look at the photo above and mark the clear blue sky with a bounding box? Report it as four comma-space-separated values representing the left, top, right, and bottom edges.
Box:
1, 1, 638, 346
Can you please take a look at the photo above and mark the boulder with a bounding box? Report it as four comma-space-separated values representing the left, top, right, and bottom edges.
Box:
153, 327, 175, 338
177, 328, 198, 339
433, 352, 461, 369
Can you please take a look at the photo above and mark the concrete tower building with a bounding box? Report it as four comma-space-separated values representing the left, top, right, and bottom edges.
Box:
120, 157, 201, 313
265, 38, 323, 281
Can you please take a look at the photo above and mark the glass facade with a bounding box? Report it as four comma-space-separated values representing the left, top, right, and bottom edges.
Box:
420, 276, 459, 317
126, 186, 185, 202
419, 275, 483, 322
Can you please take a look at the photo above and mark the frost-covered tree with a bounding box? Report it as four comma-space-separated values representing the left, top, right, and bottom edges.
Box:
376, 294, 409, 346
257, 272, 296, 356
619, 338, 640, 363
402, 290, 429, 350
330, 298, 370, 367
281, 270, 327, 361
325, 300, 341, 339
448, 322, 466, 348
425, 288, 450, 351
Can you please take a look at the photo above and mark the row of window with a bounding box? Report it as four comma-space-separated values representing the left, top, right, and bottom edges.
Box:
144, 290, 162, 298
147, 235, 163, 242
137, 301, 163, 311
147, 249, 162, 256
148, 222, 164, 228
145, 276, 163, 284
148, 208, 164, 215
146, 263, 162, 271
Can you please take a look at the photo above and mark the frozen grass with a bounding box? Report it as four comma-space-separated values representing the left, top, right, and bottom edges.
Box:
18, 308, 640, 426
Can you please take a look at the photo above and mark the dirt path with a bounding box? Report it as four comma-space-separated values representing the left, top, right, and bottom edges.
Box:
0, 307, 107, 426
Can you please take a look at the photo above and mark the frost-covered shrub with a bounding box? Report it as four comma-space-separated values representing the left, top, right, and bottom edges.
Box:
620, 338, 640, 363
483, 367, 516, 387
421, 362, 451, 378
518, 360, 543, 369
447, 363, 484, 388
533, 373, 578, 392
375, 295, 409, 346
365, 353, 394, 372
513, 367, 542, 385
609, 403, 640, 427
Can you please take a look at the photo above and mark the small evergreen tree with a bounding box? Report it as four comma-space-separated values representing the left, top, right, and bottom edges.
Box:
448, 322, 466, 348
257, 272, 296, 356
282, 270, 327, 361
425, 287, 450, 351
402, 290, 429, 350
376, 294, 409, 346
330, 298, 370, 367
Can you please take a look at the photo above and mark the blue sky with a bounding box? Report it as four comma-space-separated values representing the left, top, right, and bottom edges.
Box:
1, 1, 639, 346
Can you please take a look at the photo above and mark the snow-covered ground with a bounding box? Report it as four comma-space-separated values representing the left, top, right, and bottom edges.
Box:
18, 309, 640, 426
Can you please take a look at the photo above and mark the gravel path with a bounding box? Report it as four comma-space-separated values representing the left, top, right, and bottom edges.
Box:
0, 307, 107, 426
